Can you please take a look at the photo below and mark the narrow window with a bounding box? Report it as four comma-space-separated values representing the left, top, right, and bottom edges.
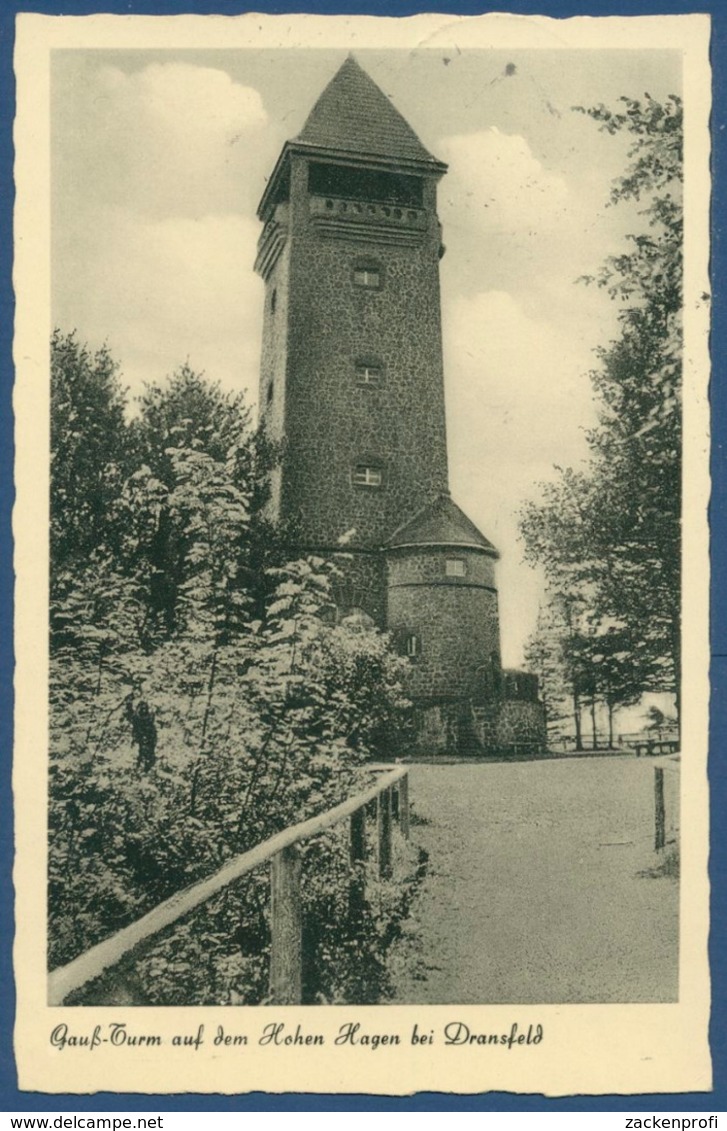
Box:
352, 464, 383, 488
353, 261, 382, 289
266, 381, 274, 405
356, 362, 382, 387
271, 288, 277, 313
405, 634, 421, 658
446, 558, 466, 577
353, 267, 380, 288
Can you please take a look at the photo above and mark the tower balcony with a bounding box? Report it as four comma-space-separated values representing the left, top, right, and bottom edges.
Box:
308, 194, 428, 247
310, 194, 427, 228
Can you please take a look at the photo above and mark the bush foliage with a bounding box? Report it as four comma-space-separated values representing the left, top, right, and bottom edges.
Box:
49, 333, 414, 1004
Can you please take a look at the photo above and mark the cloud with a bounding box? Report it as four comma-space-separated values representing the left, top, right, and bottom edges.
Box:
54, 205, 263, 402
99, 61, 268, 135
445, 288, 595, 477
54, 61, 271, 219
442, 289, 599, 663
436, 124, 624, 383
53, 61, 271, 400
437, 127, 570, 241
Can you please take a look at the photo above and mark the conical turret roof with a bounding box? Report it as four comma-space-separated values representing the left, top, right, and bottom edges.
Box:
386, 494, 499, 557
295, 56, 443, 169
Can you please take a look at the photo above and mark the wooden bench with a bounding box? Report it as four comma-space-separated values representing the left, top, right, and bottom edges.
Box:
624, 738, 680, 757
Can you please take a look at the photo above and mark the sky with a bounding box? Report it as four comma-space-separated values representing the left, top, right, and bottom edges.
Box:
51, 46, 682, 666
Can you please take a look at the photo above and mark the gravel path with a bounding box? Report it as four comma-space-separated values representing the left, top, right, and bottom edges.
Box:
388, 757, 678, 1004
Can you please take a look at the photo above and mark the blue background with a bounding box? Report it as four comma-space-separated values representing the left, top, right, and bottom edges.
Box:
1, 0, 723, 1112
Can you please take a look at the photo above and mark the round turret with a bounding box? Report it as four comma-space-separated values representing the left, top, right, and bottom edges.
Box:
385, 494, 501, 704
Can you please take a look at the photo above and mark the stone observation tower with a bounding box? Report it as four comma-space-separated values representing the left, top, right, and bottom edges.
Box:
255, 56, 545, 754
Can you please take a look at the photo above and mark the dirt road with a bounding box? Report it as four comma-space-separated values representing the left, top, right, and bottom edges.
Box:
388, 757, 678, 1003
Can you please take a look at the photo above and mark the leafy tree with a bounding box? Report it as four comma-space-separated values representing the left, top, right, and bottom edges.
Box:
50, 329, 133, 572
520, 95, 683, 727
525, 586, 651, 751
578, 94, 682, 710
130, 364, 252, 484
125, 365, 285, 634
50, 536, 412, 1000
577, 94, 682, 423
525, 594, 587, 749
586, 626, 643, 747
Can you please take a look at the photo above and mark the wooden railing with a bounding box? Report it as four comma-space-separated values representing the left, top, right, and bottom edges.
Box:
49, 766, 410, 1007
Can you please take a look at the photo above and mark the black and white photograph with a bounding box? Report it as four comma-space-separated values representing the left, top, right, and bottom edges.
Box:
12, 11, 711, 1096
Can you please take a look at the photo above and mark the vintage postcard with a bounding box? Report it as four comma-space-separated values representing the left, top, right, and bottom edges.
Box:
13, 11, 711, 1096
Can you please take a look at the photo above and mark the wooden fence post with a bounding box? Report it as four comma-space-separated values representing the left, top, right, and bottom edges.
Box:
349, 807, 367, 924
378, 787, 392, 878
398, 774, 410, 839
654, 767, 666, 851
49, 767, 408, 1006
269, 844, 302, 1004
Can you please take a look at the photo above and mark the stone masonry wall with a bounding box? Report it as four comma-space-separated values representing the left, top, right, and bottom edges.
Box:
496, 700, 547, 752
257, 227, 290, 520
410, 703, 463, 755
328, 549, 386, 626
278, 157, 449, 551
387, 545, 497, 589
386, 546, 501, 701
414, 699, 545, 757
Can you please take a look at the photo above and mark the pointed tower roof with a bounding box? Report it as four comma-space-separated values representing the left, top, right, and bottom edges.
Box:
385, 494, 499, 558
296, 56, 442, 168
258, 56, 446, 219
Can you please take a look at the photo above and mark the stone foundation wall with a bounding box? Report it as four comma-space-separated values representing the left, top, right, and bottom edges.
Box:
411, 696, 546, 757
410, 701, 473, 755
495, 700, 546, 753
